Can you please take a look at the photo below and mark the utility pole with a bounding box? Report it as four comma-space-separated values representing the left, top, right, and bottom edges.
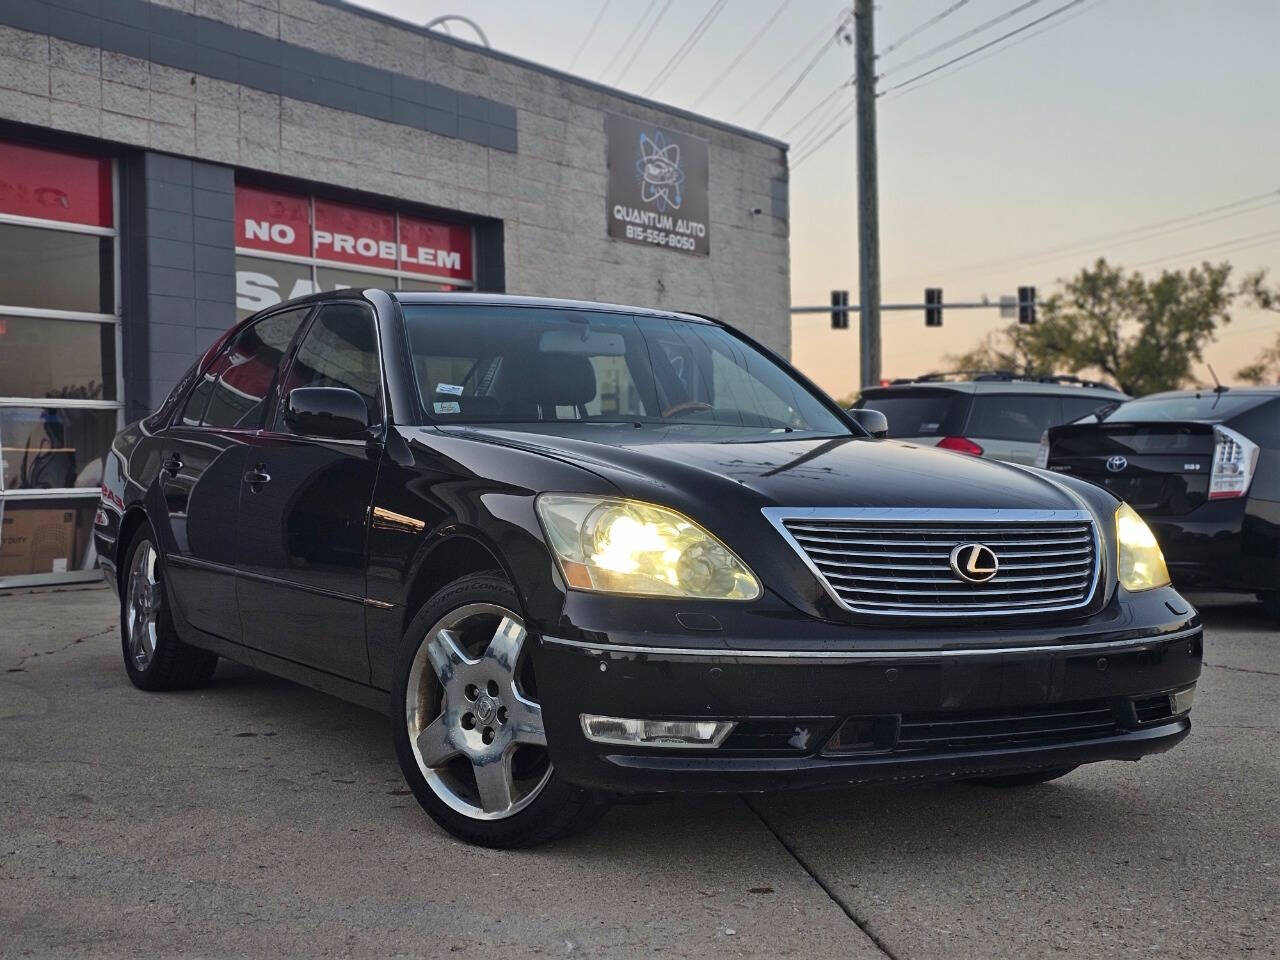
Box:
853, 0, 880, 388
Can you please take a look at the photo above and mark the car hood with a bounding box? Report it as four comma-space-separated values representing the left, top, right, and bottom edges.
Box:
432, 425, 1082, 513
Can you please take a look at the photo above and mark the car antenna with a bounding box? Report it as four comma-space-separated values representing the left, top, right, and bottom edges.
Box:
1207, 364, 1229, 393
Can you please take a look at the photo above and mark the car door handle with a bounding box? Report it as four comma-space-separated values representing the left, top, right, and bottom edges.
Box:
243, 464, 271, 489
161, 454, 183, 476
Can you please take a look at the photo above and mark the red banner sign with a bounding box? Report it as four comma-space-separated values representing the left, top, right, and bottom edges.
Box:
0, 140, 113, 227
235, 184, 310, 257
234, 185, 472, 282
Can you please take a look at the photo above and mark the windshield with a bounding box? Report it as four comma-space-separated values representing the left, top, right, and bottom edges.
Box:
400, 305, 849, 438
1102, 393, 1268, 423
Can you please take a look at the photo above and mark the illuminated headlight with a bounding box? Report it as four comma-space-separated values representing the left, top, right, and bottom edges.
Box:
1115, 502, 1171, 592
535, 495, 761, 600
580, 714, 735, 748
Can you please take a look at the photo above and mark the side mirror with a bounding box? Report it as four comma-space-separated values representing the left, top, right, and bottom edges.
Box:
848, 407, 888, 439
284, 386, 370, 438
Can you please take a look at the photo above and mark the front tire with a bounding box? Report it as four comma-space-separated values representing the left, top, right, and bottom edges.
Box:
120, 524, 218, 691
391, 572, 607, 847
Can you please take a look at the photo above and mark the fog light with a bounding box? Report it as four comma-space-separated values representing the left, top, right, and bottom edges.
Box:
1170, 685, 1196, 716
580, 714, 735, 749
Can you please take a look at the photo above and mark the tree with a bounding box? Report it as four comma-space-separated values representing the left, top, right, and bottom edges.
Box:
1236, 269, 1280, 385
945, 259, 1236, 395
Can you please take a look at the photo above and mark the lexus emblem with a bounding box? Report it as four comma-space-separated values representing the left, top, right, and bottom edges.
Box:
1106, 455, 1128, 473
949, 543, 999, 584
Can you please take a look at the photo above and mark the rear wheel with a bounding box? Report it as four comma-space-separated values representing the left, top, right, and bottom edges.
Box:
120, 524, 218, 691
392, 572, 607, 847
968, 765, 1077, 787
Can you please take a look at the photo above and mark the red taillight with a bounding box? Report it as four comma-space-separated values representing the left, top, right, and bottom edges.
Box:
937, 435, 984, 456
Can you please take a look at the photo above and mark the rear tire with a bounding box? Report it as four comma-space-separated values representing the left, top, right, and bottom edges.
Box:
391, 572, 608, 847
119, 523, 218, 691
968, 765, 1077, 788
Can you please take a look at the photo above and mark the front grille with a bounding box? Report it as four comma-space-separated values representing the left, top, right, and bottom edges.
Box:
767, 509, 1099, 616
894, 700, 1120, 753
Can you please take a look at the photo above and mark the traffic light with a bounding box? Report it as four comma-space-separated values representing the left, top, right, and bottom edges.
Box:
1018, 286, 1037, 324
831, 289, 849, 329
925, 287, 942, 327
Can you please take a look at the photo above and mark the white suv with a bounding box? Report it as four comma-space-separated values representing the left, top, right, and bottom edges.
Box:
852, 373, 1127, 466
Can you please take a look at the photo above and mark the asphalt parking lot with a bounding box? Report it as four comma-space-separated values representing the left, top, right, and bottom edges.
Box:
1, 587, 1275, 959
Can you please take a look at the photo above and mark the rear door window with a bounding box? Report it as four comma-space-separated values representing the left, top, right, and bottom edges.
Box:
1061, 395, 1118, 423
965, 394, 1063, 443
200, 307, 309, 429
855, 389, 968, 438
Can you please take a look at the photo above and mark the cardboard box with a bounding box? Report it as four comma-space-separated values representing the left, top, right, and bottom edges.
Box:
0, 506, 77, 576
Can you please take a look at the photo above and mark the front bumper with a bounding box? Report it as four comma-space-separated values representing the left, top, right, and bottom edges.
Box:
533, 619, 1203, 794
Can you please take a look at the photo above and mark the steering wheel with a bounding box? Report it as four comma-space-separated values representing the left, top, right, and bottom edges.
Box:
661, 400, 715, 419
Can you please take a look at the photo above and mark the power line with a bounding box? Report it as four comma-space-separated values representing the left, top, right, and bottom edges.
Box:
880, 0, 1087, 96
880, 0, 972, 58
733, 9, 849, 119
783, 76, 853, 141
1128, 228, 1280, 269
597, 0, 657, 82
642, 0, 730, 96
568, 0, 613, 72
611, 0, 676, 86
792, 111, 855, 168
886, 190, 1280, 288
691, 0, 793, 109
758, 11, 853, 127
881, 0, 1105, 101
880, 0, 1046, 74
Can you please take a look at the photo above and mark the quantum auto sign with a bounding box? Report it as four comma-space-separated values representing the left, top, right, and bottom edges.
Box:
606, 113, 709, 257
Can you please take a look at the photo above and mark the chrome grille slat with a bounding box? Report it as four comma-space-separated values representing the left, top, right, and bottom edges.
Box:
766, 508, 1100, 617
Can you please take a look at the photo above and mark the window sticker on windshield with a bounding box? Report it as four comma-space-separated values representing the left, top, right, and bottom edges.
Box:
435, 383, 464, 396
920, 421, 940, 433
433, 401, 460, 414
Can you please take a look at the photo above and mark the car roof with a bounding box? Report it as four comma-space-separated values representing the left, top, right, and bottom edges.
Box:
863, 380, 1125, 398
1126, 387, 1280, 400
392, 291, 715, 324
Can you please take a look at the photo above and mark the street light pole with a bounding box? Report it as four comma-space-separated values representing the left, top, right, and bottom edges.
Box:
853, 0, 881, 388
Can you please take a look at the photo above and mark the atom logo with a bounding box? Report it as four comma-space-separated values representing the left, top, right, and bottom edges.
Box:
636, 132, 684, 212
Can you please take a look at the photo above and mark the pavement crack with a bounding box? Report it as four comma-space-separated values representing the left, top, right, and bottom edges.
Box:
742, 794, 902, 960
6, 624, 116, 672
1203, 661, 1280, 678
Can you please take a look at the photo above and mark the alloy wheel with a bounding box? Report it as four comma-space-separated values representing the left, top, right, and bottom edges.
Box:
125, 541, 162, 670
405, 603, 551, 820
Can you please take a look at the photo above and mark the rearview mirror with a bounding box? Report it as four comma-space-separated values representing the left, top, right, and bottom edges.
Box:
285, 386, 370, 438
848, 407, 888, 439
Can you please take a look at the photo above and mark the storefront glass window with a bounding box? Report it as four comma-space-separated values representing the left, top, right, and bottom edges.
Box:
0, 139, 119, 587
234, 184, 475, 320
0, 223, 113, 314
0, 316, 117, 401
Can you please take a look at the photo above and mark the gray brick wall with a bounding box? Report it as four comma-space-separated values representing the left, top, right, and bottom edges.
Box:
0, 0, 791, 404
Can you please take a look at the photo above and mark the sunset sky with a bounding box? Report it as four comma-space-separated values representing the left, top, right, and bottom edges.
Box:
356, 0, 1280, 395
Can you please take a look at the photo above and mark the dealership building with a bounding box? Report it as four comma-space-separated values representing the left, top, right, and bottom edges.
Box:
0, 0, 790, 587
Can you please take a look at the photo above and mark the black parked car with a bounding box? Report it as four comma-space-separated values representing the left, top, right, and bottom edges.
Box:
1040, 387, 1280, 618
97, 292, 1202, 847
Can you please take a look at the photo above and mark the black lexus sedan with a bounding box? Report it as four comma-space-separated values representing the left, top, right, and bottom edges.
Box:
96, 292, 1202, 847
1040, 387, 1280, 619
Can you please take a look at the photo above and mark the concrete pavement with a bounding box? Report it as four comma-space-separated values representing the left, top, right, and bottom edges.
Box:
1, 587, 1276, 959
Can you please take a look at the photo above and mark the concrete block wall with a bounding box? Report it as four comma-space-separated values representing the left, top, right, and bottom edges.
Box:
0, 0, 791, 388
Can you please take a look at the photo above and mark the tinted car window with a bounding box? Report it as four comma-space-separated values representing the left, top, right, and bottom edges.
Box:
401, 305, 849, 438
276, 303, 381, 430
965, 395, 1064, 443
1061, 395, 1119, 423
854, 389, 968, 438
201, 308, 308, 429
1103, 393, 1271, 423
